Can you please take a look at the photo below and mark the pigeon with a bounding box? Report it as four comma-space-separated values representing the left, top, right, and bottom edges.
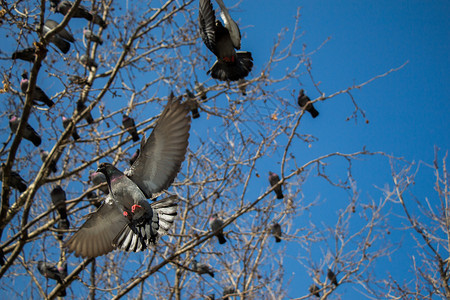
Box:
20, 71, 54, 108
51, 185, 67, 220
309, 284, 320, 298
50, 0, 107, 28
83, 28, 103, 45
222, 286, 236, 300
186, 89, 200, 119
76, 100, 94, 124
43, 19, 75, 54
79, 54, 98, 71
192, 259, 214, 277
68, 75, 87, 85
37, 261, 67, 297
65, 94, 191, 258
198, 0, 253, 81
122, 115, 140, 142
11, 47, 44, 62
327, 268, 339, 286
55, 218, 70, 241
86, 190, 102, 208
129, 149, 140, 166
209, 213, 226, 244
268, 171, 283, 199
89, 170, 109, 194
194, 81, 207, 100
271, 222, 282, 243
40, 150, 57, 173
297, 89, 319, 118
0, 165, 27, 193
9, 115, 42, 147
62, 116, 80, 141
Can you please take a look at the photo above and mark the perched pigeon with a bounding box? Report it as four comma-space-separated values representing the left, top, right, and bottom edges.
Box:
129, 149, 140, 166
223, 286, 236, 300
76, 100, 94, 124
79, 54, 98, 71
0, 165, 27, 193
62, 116, 80, 141
40, 150, 57, 173
309, 284, 321, 298
237, 78, 247, 96
83, 28, 103, 45
89, 170, 109, 194
122, 115, 140, 142
11, 47, 44, 62
194, 81, 207, 100
297, 89, 319, 118
186, 89, 200, 119
9, 115, 42, 147
271, 222, 282, 243
20, 71, 54, 108
192, 259, 214, 277
199, 0, 253, 81
209, 213, 226, 244
55, 218, 70, 241
37, 261, 67, 297
268, 171, 283, 199
43, 19, 75, 54
65, 94, 191, 258
51, 185, 67, 220
50, 0, 107, 28
327, 268, 339, 286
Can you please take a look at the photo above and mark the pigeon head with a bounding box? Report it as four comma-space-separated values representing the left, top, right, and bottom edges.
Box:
97, 163, 122, 183
21, 70, 28, 80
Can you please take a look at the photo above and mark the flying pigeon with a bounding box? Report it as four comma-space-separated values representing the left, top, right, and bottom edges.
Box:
43, 19, 75, 54
89, 170, 109, 194
194, 81, 207, 100
0, 165, 27, 193
62, 116, 80, 141
122, 115, 140, 142
65, 94, 191, 258
51, 185, 68, 220
185, 89, 200, 119
76, 100, 94, 124
223, 286, 236, 300
327, 268, 339, 286
297, 89, 319, 118
50, 0, 107, 28
83, 28, 103, 45
192, 259, 214, 277
268, 171, 283, 199
209, 213, 226, 244
198, 0, 253, 81
309, 284, 321, 298
20, 71, 54, 108
271, 222, 282, 243
129, 149, 140, 166
11, 47, 44, 62
79, 54, 98, 71
37, 261, 67, 297
40, 150, 58, 173
9, 115, 42, 147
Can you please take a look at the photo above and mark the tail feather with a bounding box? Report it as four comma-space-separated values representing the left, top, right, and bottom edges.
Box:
51, 37, 70, 54
217, 234, 227, 244
208, 51, 253, 81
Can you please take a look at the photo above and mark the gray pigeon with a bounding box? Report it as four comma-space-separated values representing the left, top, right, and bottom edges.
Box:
83, 28, 103, 45
223, 286, 236, 300
192, 259, 214, 277
62, 116, 80, 141
199, 0, 253, 81
20, 71, 54, 108
0, 165, 27, 193
40, 149, 57, 173
129, 148, 140, 166
268, 171, 283, 199
37, 261, 67, 297
89, 170, 109, 194
194, 81, 207, 100
43, 19, 75, 54
271, 222, 282, 243
65, 94, 191, 258
297, 89, 319, 118
12, 47, 43, 62
186, 89, 200, 119
327, 268, 339, 286
9, 115, 42, 147
68, 75, 87, 85
209, 213, 226, 244
79, 54, 98, 71
122, 115, 140, 142
50, 0, 107, 28
309, 284, 320, 298
51, 185, 67, 220
76, 100, 94, 124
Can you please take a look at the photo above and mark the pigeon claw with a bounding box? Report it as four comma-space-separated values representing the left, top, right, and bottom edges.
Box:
131, 204, 142, 213
123, 211, 129, 217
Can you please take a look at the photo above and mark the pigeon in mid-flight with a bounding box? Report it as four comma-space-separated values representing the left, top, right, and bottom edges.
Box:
327, 268, 339, 286
122, 115, 140, 142
83, 28, 103, 45
199, 0, 253, 81
40, 150, 57, 173
50, 0, 107, 28
79, 54, 98, 71
271, 222, 282, 243
268, 171, 283, 199
43, 19, 75, 54
76, 100, 94, 124
0, 165, 27, 193
222, 286, 236, 300
209, 213, 226, 244
62, 116, 80, 141
192, 259, 215, 277
37, 261, 67, 297
20, 71, 54, 108
9, 115, 42, 147
65, 94, 191, 258
297, 89, 319, 118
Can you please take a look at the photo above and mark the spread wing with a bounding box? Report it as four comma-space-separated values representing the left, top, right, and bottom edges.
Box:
199, 0, 217, 55
216, 0, 241, 49
125, 93, 190, 198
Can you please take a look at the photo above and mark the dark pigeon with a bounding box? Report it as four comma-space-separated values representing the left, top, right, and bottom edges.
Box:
271, 222, 282, 243
327, 268, 339, 286
76, 100, 94, 124
309, 284, 320, 298
79, 54, 98, 71
50, 0, 107, 28
238, 78, 247, 96
12, 47, 44, 62
65, 94, 191, 258
9, 115, 42, 147
186, 89, 200, 119
192, 259, 214, 277
223, 286, 236, 300
83, 28, 103, 45
129, 149, 140, 166
62, 116, 80, 141
20, 71, 54, 108
122, 115, 140, 142
297, 89, 319, 118
43, 19, 75, 54
195, 81, 207, 100
37, 261, 67, 297
0, 165, 27, 193
55, 218, 70, 241
89, 170, 109, 195
40, 150, 57, 173
51, 185, 67, 219
268, 171, 283, 199
210, 213, 226, 244
199, 0, 253, 81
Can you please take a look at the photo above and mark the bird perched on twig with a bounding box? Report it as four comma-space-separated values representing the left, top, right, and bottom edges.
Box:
122, 115, 140, 142
327, 268, 339, 286
271, 222, 282, 243
186, 89, 200, 119
89, 170, 109, 195
268, 171, 283, 199
50, 0, 107, 28
37, 261, 67, 296
43, 19, 75, 54
0, 165, 27, 193
20, 71, 54, 108
192, 259, 215, 277
83, 28, 103, 45
309, 284, 321, 298
11, 47, 44, 62
76, 100, 94, 124
297, 89, 319, 118
40, 149, 57, 173
9, 115, 41, 147
195, 81, 208, 100
210, 213, 226, 244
